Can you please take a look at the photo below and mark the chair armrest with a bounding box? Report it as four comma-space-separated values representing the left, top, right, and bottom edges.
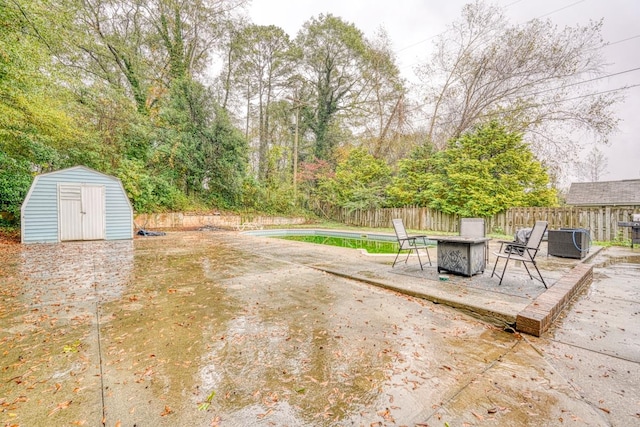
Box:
497, 240, 527, 255
411, 235, 431, 245
504, 241, 526, 249
398, 236, 430, 247
496, 239, 515, 251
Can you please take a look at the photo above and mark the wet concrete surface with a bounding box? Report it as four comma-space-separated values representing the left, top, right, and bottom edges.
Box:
0, 231, 638, 426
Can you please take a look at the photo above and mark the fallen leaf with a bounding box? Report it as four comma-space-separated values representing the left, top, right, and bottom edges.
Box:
257, 409, 273, 419
48, 400, 72, 416
472, 411, 484, 420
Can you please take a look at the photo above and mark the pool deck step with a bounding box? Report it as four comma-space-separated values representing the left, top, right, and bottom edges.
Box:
516, 263, 593, 336
310, 259, 594, 336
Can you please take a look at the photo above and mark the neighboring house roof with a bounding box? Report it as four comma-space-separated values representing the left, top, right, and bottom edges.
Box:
566, 179, 640, 206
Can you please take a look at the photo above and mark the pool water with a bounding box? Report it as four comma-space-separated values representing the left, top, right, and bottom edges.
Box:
278, 235, 400, 254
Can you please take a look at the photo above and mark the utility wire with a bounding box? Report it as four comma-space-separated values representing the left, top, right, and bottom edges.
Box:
400, 64, 640, 116
535, 0, 586, 19
509, 66, 640, 98
607, 34, 640, 47
78, 66, 640, 129
398, 31, 640, 73
395, 0, 587, 55
409, 82, 640, 124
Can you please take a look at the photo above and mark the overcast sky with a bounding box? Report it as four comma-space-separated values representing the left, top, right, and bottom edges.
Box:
248, 0, 640, 183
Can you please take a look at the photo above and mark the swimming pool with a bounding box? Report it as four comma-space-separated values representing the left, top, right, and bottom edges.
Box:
243, 229, 435, 254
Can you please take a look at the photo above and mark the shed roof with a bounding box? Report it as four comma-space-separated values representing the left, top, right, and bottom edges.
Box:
36, 165, 122, 181
566, 179, 640, 206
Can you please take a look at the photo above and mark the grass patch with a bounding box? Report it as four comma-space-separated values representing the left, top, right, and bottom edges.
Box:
278, 234, 400, 254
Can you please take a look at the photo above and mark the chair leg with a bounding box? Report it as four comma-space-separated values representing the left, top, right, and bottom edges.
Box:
492, 257, 548, 289
530, 262, 548, 289
490, 257, 501, 280
498, 257, 512, 286
521, 262, 534, 280
393, 246, 431, 270
415, 249, 424, 270
424, 247, 432, 267
491, 257, 507, 286
392, 249, 402, 268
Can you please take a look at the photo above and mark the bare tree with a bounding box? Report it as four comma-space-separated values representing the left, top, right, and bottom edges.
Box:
574, 146, 608, 182
357, 28, 414, 163
416, 0, 620, 169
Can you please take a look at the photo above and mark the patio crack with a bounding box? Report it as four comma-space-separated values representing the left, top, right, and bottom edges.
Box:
413, 338, 522, 424
92, 259, 107, 426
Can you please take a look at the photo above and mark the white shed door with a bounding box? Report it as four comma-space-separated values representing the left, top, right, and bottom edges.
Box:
59, 184, 106, 241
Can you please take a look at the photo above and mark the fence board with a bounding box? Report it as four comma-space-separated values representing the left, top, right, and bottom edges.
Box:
312, 203, 640, 242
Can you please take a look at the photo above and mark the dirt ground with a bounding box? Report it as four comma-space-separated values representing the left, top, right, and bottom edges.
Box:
0, 229, 20, 245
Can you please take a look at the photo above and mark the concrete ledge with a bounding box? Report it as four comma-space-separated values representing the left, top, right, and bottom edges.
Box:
134, 213, 307, 230
310, 266, 521, 328
516, 263, 593, 336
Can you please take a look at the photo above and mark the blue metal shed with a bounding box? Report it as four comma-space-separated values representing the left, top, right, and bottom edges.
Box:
21, 166, 133, 244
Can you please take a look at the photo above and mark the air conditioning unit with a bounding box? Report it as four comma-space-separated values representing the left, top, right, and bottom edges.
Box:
548, 228, 590, 259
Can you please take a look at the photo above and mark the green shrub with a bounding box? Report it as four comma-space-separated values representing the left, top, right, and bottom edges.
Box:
0, 153, 33, 224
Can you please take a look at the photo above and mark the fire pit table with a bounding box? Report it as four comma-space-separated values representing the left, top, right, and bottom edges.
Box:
431, 235, 490, 276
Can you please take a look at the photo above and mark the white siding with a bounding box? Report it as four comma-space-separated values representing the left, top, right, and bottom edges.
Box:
21, 166, 133, 244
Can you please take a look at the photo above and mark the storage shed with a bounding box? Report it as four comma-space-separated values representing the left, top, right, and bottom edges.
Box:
21, 166, 133, 244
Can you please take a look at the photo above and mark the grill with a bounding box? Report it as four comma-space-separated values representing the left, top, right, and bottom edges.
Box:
618, 214, 640, 248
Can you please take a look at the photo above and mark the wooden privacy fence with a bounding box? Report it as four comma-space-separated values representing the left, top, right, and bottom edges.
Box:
504, 206, 640, 241
312, 203, 640, 242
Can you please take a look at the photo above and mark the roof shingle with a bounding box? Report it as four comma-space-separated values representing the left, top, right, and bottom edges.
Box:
566, 180, 640, 206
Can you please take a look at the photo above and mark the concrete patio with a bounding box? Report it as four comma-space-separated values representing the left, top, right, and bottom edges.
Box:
0, 230, 638, 426
237, 231, 597, 333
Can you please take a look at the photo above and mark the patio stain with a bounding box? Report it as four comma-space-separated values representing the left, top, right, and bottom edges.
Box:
592, 254, 640, 269
1, 232, 637, 426
93, 242, 406, 425
0, 242, 109, 426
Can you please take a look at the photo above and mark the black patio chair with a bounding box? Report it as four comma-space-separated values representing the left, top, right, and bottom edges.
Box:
391, 218, 432, 270
491, 220, 548, 288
